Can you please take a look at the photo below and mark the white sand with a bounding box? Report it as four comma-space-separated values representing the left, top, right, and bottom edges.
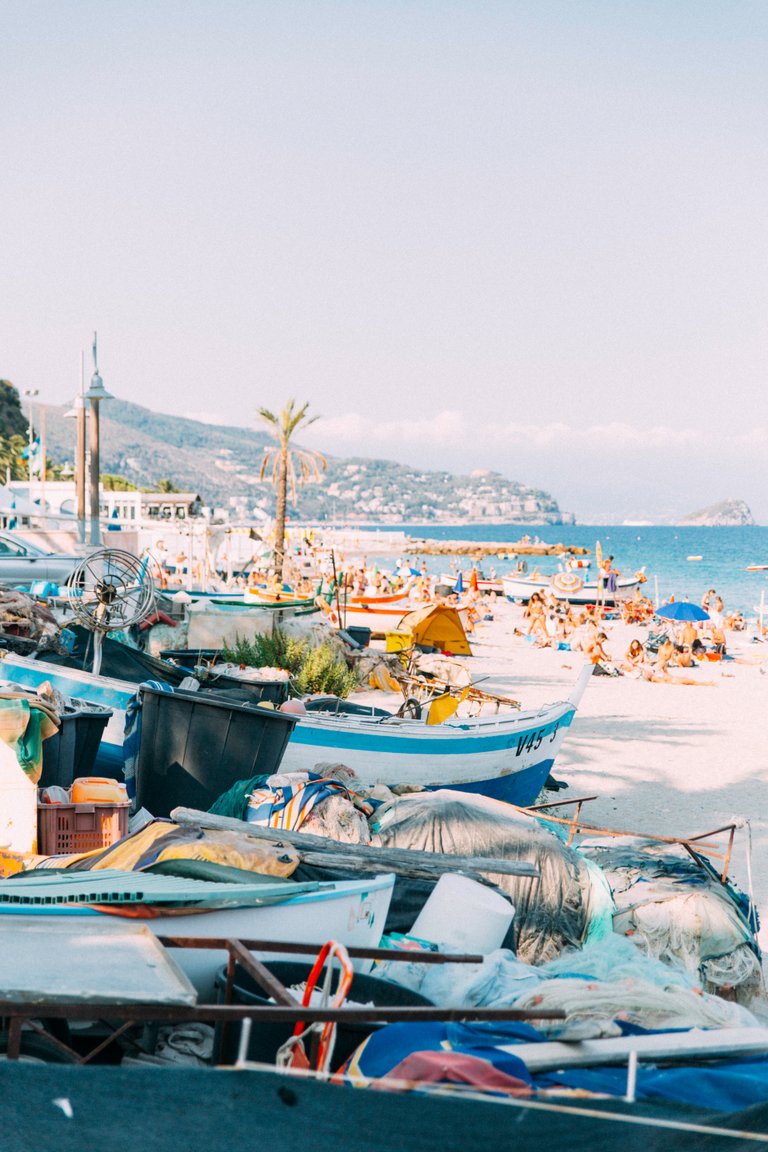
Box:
465, 600, 768, 953
363, 598, 768, 953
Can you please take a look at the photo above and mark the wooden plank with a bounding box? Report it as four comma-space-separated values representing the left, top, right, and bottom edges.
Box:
170, 807, 540, 881
498, 1027, 768, 1071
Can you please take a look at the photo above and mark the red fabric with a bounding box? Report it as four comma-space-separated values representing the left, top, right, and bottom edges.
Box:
382, 1052, 532, 1097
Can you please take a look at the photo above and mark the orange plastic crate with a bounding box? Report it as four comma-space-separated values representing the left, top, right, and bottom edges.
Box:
37, 802, 130, 856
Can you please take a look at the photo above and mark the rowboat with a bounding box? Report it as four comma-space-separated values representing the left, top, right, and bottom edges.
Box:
0, 873, 395, 1001
319, 600, 466, 636
0, 656, 591, 806
502, 571, 645, 605
438, 572, 505, 595
3, 1056, 768, 1150
281, 664, 592, 805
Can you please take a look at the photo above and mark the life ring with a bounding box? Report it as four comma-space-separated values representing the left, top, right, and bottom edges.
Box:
551, 571, 584, 596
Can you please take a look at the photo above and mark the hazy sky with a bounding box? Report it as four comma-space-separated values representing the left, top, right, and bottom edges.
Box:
2, 2, 767, 522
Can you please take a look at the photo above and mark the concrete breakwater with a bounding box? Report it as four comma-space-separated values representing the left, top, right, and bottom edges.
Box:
406, 539, 591, 558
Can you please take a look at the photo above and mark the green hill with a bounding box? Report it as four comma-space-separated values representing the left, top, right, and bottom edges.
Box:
43, 399, 572, 525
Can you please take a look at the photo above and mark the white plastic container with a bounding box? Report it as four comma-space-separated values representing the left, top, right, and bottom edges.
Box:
0, 739, 37, 853
409, 874, 515, 954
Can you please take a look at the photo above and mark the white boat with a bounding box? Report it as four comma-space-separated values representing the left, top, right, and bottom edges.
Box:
321, 600, 467, 636
0, 873, 395, 1001
283, 665, 592, 806
502, 570, 645, 605
0, 655, 592, 808
438, 572, 505, 596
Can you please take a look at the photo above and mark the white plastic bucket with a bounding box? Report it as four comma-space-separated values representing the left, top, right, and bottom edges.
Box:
409, 874, 515, 954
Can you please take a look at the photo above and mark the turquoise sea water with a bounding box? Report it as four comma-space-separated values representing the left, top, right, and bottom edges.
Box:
364, 524, 768, 617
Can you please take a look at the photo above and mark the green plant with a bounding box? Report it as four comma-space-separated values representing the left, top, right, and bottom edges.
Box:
293, 644, 359, 698
223, 627, 359, 698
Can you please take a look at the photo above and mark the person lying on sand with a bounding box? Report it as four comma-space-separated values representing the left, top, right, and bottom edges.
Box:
643, 667, 716, 686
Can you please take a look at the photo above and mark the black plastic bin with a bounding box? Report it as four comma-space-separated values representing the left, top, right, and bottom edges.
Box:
134, 686, 299, 817
40, 700, 114, 790
201, 676, 289, 706
343, 626, 372, 648
215, 961, 433, 1068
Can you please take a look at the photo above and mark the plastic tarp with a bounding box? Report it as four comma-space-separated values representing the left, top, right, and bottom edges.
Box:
341, 1019, 768, 1113
397, 605, 472, 656
20, 817, 301, 879
371, 791, 597, 964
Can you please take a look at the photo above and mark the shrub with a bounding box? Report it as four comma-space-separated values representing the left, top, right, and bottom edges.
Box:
223, 627, 359, 698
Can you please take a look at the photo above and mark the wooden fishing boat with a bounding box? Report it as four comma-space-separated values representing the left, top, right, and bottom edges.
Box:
316, 599, 466, 635
502, 570, 645, 605
0, 872, 395, 1001
281, 665, 592, 805
0, 657, 591, 806
438, 571, 505, 596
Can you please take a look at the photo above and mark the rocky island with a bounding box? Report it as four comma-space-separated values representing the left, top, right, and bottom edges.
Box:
679, 499, 755, 527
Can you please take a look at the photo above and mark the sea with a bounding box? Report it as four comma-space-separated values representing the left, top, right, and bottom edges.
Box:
362, 524, 768, 618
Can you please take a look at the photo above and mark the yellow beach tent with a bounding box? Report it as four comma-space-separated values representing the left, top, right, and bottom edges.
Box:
398, 604, 472, 656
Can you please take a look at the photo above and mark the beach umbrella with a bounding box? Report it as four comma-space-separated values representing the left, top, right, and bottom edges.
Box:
655, 601, 710, 622
551, 571, 583, 597
454, 571, 464, 594
470, 568, 479, 592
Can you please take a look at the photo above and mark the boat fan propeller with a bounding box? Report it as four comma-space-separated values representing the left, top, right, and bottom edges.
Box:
65, 549, 156, 675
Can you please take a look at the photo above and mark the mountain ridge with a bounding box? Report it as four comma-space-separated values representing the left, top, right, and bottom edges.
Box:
42, 399, 573, 525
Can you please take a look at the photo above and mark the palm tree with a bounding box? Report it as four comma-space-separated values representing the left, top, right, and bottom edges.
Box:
258, 400, 326, 580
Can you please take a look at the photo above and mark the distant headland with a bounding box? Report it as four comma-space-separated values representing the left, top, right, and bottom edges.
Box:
678, 500, 755, 527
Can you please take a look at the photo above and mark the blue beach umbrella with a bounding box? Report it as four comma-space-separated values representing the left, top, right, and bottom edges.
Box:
454, 571, 464, 594
655, 601, 710, 622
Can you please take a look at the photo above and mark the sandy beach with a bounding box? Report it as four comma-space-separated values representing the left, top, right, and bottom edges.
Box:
470, 602, 768, 955
362, 598, 768, 957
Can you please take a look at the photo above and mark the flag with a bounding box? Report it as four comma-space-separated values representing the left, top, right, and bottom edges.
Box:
22, 438, 42, 477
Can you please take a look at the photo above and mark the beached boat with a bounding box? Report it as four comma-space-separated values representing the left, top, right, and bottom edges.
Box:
438, 571, 505, 595
281, 665, 592, 805
0, 656, 591, 805
502, 571, 645, 605
0, 872, 395, 1001
319, 600, 466, 636
3, 1051, 768, 1150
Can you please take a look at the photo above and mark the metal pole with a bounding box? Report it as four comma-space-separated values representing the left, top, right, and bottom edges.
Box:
76, 353, 87, 544
39, 404, 46, 520
89, 397, 101, 546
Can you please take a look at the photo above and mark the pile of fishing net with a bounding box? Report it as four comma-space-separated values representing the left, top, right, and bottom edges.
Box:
370, 790, 606, 964
578, 837, 763, 1004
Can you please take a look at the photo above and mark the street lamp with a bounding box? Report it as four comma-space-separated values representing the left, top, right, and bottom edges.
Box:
84, 333, 114, 546
22, 389, 39, 526
64, 352, 88, 544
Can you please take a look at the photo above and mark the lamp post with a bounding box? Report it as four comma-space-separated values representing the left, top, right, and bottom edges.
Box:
64, 352, 88, 544
22, 388, 39, 526
84, 333, 113, 547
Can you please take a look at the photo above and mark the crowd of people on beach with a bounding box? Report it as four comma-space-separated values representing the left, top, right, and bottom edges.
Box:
514, 580, 753, 686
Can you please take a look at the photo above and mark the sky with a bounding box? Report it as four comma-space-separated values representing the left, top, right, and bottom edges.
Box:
2, 1, 767, 523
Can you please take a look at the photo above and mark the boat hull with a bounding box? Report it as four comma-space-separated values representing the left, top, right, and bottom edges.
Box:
282, 669, 592, 805
502, 574, 642, 605
0, 874, 395, 1002
0, 1051, 762, 1150
1, 658, 591, 807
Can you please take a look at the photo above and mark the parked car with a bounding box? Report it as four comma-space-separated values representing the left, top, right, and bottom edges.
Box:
0, 530, 85, 588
